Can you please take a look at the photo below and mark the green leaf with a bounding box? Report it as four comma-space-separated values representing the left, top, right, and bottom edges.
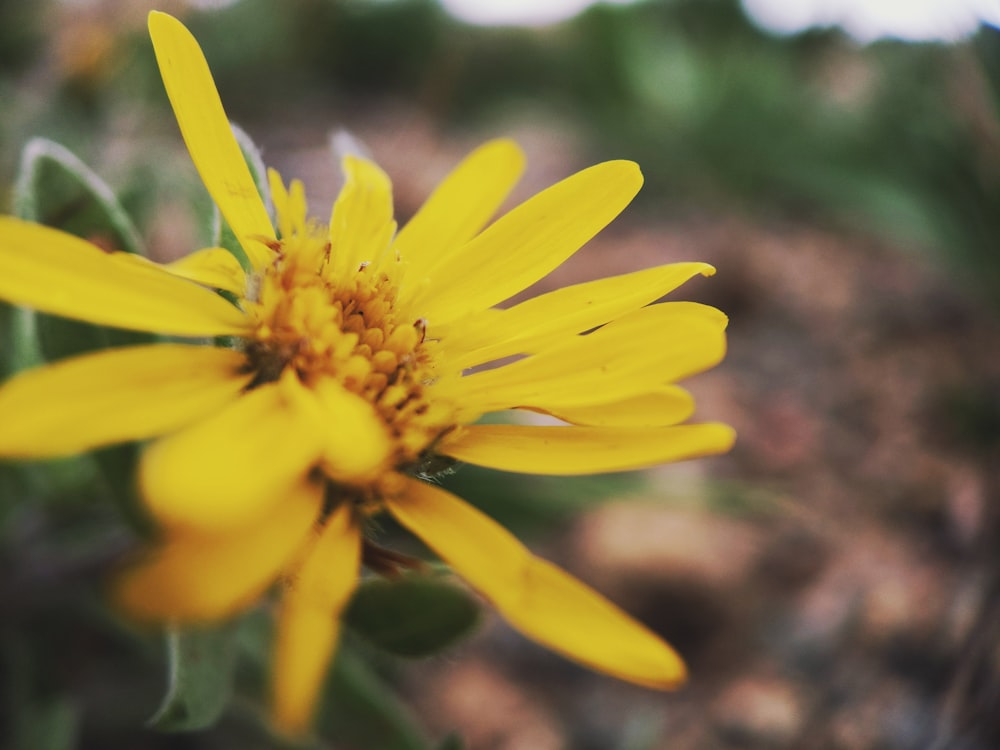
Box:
13, 137, 145, 256
436, 734, 465, 750
211, 123, 271, 268
1, 298, 43, 376
11, 138, 153, 364
148, 623, 239, 732
317, 647, 432, 750
344, 575, 481, 658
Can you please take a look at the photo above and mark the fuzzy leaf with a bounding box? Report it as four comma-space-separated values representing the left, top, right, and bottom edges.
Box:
148, 624, 238, 732
11, 138, 152, 365
13, 138, 145, 256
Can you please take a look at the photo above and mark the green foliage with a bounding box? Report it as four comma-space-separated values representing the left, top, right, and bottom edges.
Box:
11, 138, 150, 365
149, 624, 240, 731
318, 649, 434, 750
13, 137, 144, 255
345, 575, 481, 657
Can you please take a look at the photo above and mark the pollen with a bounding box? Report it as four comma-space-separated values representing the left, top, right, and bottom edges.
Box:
241, 224, 456, 476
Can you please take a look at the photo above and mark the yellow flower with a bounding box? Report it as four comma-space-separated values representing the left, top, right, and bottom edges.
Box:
0, 11, 734, 735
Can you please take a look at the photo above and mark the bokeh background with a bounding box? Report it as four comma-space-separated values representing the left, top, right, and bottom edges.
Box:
3, 0, 1000, 748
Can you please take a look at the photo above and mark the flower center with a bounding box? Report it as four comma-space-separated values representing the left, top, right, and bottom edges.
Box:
241, 231, 456, 473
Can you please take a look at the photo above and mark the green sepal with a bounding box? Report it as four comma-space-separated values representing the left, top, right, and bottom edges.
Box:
344, 575, 481, 658
148, 623, 240, 732
210, 123, 271, 269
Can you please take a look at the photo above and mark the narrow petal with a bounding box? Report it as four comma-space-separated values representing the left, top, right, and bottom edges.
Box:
440, 423, 736, 475
386, 478, 686, 689
439, 262, 716, 371
442, 304, 726, 420
407, 160, 643, 325
273, 502, 361, 735
393, 139, 524, 275
148, 11, 275, 268
529, 386, 696, 428
0, 217, 249, 336
327, 156, 396, 277
268, 169, 309, 240
0, 344, 250, 457
113, 247, 247, 295
164, 247, 247, 295
115, 477, 322, 622
310, 377, 391, 482
268, 168, 293, 238
140, 373, 325, 532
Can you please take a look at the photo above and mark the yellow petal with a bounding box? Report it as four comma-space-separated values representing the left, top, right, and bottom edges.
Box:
112, 249, 247, 296
0, 217, 249, 336
393, 139, 524, 277
273, 502, 361, 735
327, 155, 396, 277
310, 377, 391, 482
528, 386, 695, 427
267, 168, 310, 240
443, 303, 726, 419
440, 262, 716, 371
148, 11, 275, 268
140, 373, 325, 532
115, 477, 322, 623
440, 422, 736, 475
164, 247, 247, 295
386, 478, 686, 689
408, 160, 643, 325
0, 344, 250, 457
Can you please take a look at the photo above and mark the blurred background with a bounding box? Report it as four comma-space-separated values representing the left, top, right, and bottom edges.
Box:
3, 0, 1000, 748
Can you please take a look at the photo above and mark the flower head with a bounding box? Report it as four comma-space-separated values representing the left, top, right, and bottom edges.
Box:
0, 11, 734, 734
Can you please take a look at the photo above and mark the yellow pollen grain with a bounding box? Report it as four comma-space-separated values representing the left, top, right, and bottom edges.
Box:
380, 385, 409, 409
342, 355, 372, 388
371, 350, 398, 375
333, 332, 359, 360
385, 325, 418, 354
362, 328, 384, 350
